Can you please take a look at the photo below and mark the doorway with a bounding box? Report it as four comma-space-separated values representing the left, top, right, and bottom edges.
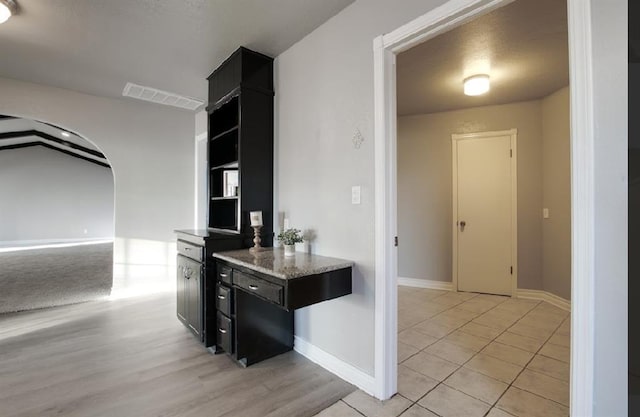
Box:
453, 130, 517, 296
0, 115, 115, 312
373, 0, 591, 412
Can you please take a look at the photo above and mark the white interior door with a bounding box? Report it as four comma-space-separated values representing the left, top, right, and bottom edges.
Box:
453, 130, 517, 296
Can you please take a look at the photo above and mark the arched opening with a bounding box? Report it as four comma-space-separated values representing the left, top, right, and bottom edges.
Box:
0, 115, 115, 312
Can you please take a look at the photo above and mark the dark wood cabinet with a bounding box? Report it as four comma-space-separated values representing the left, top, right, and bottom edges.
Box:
177, 248, 203, 339
175, 46, 275, 346
214, 260, 294, 366
175, 230, 243, 346
211, 251, 353, 366
177, 47, 350, 367
206, 47, 274, 248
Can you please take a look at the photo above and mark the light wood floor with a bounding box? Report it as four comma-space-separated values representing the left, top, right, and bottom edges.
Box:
0, 293, 354, 417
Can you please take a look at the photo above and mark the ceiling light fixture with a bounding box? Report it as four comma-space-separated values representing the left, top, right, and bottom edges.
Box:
61, 131, 71, 138
0, 0, 18, 24
463, 74, 490, 96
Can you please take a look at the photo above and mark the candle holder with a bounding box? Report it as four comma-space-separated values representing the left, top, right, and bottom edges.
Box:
249, 225, 264, 253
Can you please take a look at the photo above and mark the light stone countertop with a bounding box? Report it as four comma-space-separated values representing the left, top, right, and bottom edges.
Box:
212, 248, 354, 280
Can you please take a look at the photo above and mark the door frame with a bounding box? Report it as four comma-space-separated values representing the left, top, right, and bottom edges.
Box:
373, 0, 595, 413
451, 129, 518, 296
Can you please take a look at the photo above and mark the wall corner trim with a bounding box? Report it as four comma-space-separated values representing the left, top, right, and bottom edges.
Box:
515, 289, 571, 312
293, 336, 376, 396
397, 277, 453, 291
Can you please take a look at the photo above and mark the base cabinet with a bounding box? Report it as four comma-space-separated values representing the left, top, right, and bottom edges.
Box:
214, 260, 294, 366
177, 254, 202, 339
175, 229, 243, 346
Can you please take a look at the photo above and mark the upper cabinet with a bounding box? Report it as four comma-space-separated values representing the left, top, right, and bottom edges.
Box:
206, 47, 274, 248
207, 47, 274, 103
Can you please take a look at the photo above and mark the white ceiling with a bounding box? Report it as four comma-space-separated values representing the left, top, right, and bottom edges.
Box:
397, 0, 569, 116
0, 0, 354, 106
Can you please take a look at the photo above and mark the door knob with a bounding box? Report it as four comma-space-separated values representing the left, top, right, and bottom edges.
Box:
459, 221, 466, 231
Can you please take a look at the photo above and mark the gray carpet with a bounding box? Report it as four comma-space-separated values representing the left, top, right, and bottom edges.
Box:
0, 242, 113, 313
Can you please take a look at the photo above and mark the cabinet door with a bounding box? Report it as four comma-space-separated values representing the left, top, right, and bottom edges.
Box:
176, 257, 188, 324
186, 263, 202, 337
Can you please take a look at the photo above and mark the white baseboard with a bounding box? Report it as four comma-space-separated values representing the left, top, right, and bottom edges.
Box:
398, 277, 570, 312
516, 289, 571, 312
397, 277, 453, 291
293, 336, 377, 397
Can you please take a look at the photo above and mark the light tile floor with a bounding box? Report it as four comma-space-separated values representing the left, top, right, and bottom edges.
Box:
316, 287, 571, 417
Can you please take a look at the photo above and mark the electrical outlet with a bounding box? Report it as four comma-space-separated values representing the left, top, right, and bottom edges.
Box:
543, 208, 550, 219
352, 186, 361, 205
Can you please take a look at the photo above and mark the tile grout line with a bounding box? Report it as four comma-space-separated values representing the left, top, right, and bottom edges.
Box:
480, 301, 570, 416
396, 290, 489, 416
397, 291, 509, 416
410, 294, 519, 415
398, 291, 485, 364
340, 399, 367, 416
402, 292, 570, 416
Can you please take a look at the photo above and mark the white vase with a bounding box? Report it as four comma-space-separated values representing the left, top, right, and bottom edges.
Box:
284, 244, 296, 257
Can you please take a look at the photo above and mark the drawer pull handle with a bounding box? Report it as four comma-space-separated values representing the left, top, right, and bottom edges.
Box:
249, 284, 259, 290
219, 273, 228, 278
184, 247, 191, 251
219, 328, 227, 334
217, 295, 226, 300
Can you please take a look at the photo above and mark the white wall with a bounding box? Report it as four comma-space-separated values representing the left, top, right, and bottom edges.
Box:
195, 110, 208, 229
397, 100, 544, 291
541, 87, 571, 300
0, 77, 195, 267
275, 0, 450, 375
590, 0, 627, 414
0, 146, 114, 242
397, 87, 572, 300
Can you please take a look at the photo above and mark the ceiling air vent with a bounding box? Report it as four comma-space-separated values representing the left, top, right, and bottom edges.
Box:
122, 82, 204, 111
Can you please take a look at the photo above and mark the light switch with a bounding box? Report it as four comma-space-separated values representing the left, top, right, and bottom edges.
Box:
351, 186, 361, 205
543, 208, 550, 219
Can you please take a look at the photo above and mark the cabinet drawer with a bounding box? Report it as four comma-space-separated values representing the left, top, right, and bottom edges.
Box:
216, 312, 233, 353
234, 271, 283, 306
177, 240, 203, 262
216, 283, 233, 316
217, 264, 233, 285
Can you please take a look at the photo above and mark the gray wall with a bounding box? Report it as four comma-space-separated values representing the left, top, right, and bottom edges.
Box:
398, 87, 573, 300
0, 146, 114, 242
397, 99, 544, 291
591, 0, 627, 413
0, 77, 195, 266
275, 0, 449, 375
541, 87, 571, 299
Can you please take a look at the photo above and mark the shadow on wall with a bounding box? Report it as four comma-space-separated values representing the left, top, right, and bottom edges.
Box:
0, 115, 115, 312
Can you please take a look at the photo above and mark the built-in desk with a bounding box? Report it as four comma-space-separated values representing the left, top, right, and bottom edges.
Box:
212, 248, 353, 366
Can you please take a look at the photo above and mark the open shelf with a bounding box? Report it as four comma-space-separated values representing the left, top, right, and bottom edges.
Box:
209, 96, 239, 137
211, 161, 239, 171
211, 196, 239, 201
211, 125, 239, 141
210, 165, 239, 199
209, 198, 239, 232
209, 133, 238, 168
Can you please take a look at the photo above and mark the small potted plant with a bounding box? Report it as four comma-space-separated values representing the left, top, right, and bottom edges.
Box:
277, 228, 303, 257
